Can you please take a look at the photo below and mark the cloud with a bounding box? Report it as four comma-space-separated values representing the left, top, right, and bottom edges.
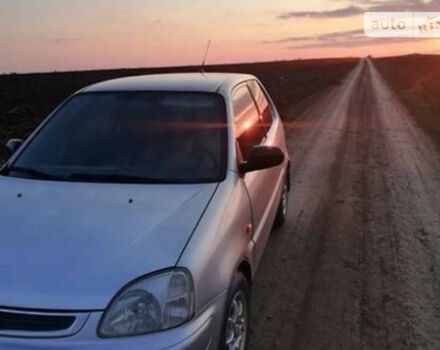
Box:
53, 37, 79, 45
290, 36, 434, 49
278, 0, 440, 19
263, 28, 435, 50
263, 29, 364, 44
279, 6, 363, 19
271, 0, 440, 50
262, 35, 318, 44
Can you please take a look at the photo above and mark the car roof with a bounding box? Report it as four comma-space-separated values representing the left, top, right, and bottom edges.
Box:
80, 73, 256, 94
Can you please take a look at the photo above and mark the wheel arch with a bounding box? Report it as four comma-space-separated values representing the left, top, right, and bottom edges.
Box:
237, 259, 252, 287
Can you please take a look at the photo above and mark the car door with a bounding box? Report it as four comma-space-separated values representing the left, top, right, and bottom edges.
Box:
232, 82, 281, 267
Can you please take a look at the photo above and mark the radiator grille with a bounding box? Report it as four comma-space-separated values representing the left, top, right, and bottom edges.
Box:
0, 310, 75, 332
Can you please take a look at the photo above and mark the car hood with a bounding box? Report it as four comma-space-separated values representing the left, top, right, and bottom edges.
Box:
0, 176, 217, 310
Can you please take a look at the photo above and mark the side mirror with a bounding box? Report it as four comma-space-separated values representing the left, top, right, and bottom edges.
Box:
6, 139, 23, 157
239, 146, 284, 174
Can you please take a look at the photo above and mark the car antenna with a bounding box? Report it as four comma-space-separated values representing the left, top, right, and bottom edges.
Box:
200, 40, 211, 77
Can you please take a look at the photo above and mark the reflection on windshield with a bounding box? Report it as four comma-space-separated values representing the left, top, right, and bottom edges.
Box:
8, 92, 227, 183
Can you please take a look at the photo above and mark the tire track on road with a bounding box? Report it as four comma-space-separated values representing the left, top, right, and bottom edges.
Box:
249, 60, 366, 350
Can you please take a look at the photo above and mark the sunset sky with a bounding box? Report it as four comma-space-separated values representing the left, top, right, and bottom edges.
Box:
0, 0, 439, 73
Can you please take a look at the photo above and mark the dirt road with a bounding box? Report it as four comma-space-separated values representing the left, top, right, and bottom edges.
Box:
249, 59, 440, 350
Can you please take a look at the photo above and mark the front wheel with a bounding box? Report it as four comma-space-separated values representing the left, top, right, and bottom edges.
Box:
219, 272, 250, 350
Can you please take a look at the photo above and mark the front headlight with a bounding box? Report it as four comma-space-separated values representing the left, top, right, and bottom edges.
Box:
98, 269, 194, 337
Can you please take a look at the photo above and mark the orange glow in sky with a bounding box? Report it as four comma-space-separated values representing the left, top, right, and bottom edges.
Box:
0, 0, 437, 73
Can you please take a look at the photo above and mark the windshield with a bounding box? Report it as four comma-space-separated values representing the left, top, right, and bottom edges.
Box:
6, 91, 227, 183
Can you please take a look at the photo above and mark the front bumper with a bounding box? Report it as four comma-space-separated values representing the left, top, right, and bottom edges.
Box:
0, 291, 227, 350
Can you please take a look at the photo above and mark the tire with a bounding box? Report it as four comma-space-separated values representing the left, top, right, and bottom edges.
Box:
274, 174, 289, 228
219, 272, 250, 350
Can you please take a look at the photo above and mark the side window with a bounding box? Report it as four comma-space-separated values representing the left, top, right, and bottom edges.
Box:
233, 85, 265, 160
248, 80, 273, 133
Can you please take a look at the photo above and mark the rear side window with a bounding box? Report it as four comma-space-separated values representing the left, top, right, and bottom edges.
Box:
248, 80, 273, 133
233, 85, 265, 160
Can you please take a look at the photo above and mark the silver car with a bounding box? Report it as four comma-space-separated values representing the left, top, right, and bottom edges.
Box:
0, 73, 289, 350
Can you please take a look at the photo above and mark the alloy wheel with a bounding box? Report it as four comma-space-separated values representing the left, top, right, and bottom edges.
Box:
225, 291, 248, 350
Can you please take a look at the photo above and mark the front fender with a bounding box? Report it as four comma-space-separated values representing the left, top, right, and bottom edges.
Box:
176, 171, 254, 313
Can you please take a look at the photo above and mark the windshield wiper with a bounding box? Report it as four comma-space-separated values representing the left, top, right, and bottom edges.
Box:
69, 173, 171, 184
6, 166, 69, 181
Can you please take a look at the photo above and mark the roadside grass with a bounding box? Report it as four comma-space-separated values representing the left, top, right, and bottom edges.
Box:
0, 58, 358, 164
375, 54, 440, 150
